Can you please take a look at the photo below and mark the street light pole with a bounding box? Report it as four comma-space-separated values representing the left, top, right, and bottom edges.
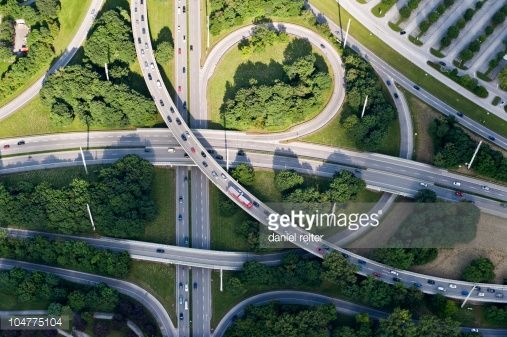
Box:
360, 95, 368, 118
467, 141, 482, 169
86, 203, 96, 231
79, 147, 88, 175
343, 19, 351, 47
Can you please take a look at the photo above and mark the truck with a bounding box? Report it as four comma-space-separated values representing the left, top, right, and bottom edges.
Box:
227, 186, 253, 208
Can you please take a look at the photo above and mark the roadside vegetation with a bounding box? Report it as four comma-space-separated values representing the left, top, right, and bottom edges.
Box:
0, 155, 160, 239
417, 0, 455, 37
211, 26, 332, 132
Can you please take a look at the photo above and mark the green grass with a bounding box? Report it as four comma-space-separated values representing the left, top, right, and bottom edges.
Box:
371, 0, 397, 17
208, 37, 333, 132
126, 261, 176, 325
0, 0, 92, 108
310, 0, 507, 137
144, 167, 176, 244
146, 0, 175, 89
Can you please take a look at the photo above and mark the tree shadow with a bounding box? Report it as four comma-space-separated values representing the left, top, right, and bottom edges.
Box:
155, 26, 174, 49
283, 38, 312, 65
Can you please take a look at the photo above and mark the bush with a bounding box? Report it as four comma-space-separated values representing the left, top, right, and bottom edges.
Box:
462, 257, 495, 283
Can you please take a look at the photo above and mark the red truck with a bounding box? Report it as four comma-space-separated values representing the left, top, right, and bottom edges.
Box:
227, 186, 253, 208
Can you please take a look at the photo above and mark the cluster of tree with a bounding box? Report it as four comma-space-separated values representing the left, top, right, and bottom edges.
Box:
418, 0, 454, 34
430, 61, 488, 97
487, 41, 507, 75
230, 163, 255, 186
440, 1, 485, 49
373, 248, 437, 270
221, 38, 331, 130
0, 155, 157, 238
84, 8, 135, 67
340, 51, 397, 151
209, 0, 304, 35
0, 234, 131, 278
40, 64, 158, 127
0, 0, 61, 100
500, 65, 507, 91
430, 117, 507, 181
238, 25, 288, 55
461, 257, 495, 283
398, 0, 422, 20
224, 302, 337, 337
485, 305, 507, 325
458, 4, 507, 65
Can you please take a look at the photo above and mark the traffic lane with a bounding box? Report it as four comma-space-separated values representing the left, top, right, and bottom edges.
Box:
0, 258, 175, 337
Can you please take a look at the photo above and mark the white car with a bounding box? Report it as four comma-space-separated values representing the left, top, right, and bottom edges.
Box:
452, 181, 461, 186
437, 286, 445, 292
482, 185, 490, 191
449, 284, 457, 289
177, 7, 181, 14
419, 182, 428, 187
177, 25, 181, 31
471, 328, 479, 332
179, 296, 183, 305
150, 62, 155, 69
156, 80, 162, 88
141, 49, 145, 57
478, 292, 485, 297
390, 270, 399, 276
184, 283, 188, 292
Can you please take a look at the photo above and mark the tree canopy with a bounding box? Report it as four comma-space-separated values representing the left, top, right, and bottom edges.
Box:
461, 257, 495, 283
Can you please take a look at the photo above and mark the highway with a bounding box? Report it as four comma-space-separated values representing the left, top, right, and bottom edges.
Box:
0, 259, 176, 337
0, 0, 105, 121
306, 2, 507, 150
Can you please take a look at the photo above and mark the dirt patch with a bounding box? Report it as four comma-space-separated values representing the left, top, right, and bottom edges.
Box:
412, 212, 507, 283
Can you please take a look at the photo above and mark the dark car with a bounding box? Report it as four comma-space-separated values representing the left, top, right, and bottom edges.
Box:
342, 253, 350, 259
438, 61, 446, 66
179, 313, 183, 321
488, 136, 495, 141
193, 282, 197, 289
167, 116, 172, 123
137, 37, 141, 44
156, 248, 165, 253
427, 279, 435, 285
393, 93, 399, 99
358, 259, 366, 265
181, 133, 187, 141
461, 290, 469, 296
159, 99, 165, 107
496, 293, 504, 298
413, 283, 422, 288
487, 288, 495, 293
393, 277, 401, 282
400, 30, 406, 35
3, 144, 10, 149
413, 85, 420, 90
183, 153, 189, 158
215, 154, 223, 160
17, 140, 25, 145
190, 45, 193, 51
179, 282, 183, 288
178, 214, 182, 221
201, 151, 207, 158
176, 118, 182, 125
202, 161, 208, 167
253, 201, 259, 208
456, 112, 464, 117
170, 107, 175, 113
237, 149, 245, 156
183, 5, 186, 12
207, 149, 215, 154
386, 80, 391, 86
147, 73, 152, 80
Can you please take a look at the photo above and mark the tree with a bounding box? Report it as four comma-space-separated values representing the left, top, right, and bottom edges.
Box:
155, 41, 174, 63
230, 163, 255, 186
326, 171, 366, 202
499, 66, 507, 91
461, 257, 495, 283
47, 303, 63, 316
68, 291, 86, 311
321, 252, 357, 286
227, 277, 245, 295
414, 189, 437, 202
274, 170, 304, 193
377, 308, 417, 337
36, 0, 61, 19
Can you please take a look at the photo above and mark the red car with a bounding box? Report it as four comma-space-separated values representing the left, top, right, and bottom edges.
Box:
190, 147, 196, 153
178, 48, 181, 54
455, 191, 463, 197
316, 247, 325, 254
372, 272, 381, 278
2, 144, 10, 149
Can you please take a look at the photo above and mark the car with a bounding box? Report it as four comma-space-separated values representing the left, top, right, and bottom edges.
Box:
144, 61, 148, 68
212, 171, 218, 179
179, 282, 183, 289
183, 5, 186, 12
178, 214, 182, 221
386, 80, 391, 86
17, 140, 25, 145
452, 181, 461, 186
419, 182, 428, 187
150, 62, 155, 69
482, 185, 490, 191
184, 153, 189, 158
372, 272, 381, 278
358, 259, 366, 265
496, 293, 504, 298
456, 112, 464, 117
177, 7, 181, 14
475, 286, 481, 292
184, 236, 189, 245
141, 14, 144, 21
400, 30, 406, 35
179, 313, 183, 321
185, 283, 188, 292
144, 42, 148, 49
487, 288, 495, 293
237, 149, 245, 156
413, 282, 422, 288
141, 49, 145, 56
488, 136, 495, 141
183, 102, 187, 110
178, 86, 182, 92
147, 73, 152, 80
471, 328, 479, 333
392, 277, 401, 282
461, 290, 469, 296
193, 282, 197, 289
181, 134, 187, 141
316, 247, 325, 254
478, 292, 485, 297
159, 99, 165, 106
179, 296, 183, 305
202, 161, 208, 167
201, 151, 207, 158
177, 25, 181, 31
144, 147, 151, 152
176, 118, 182, 125
134, 6, 137, 12
168, 148, 175, 153
178, 48, 181, 54
342, 253, 350, 259
393, 93, 399, 99
156, 80, 162, 88
221, 173, 227, 180
190, 147, 196, 153
142, 28, 146, 34
190, 45, 193, 51
438, 61, 446, 66
207, 149, 215, 154
170, 107, 175, 113
183, 35, 186, 40
253, 201, 259, 208
179, 196, 183, 203
413, 85, 420, 90
182, 67, 186, 73
390, 270, 399, 276
137, 37, 141, 44
449, 284, 457, 289
437, 286, 446, 292
455, 191, 463, 197
156, 248, 165, 253
215, 154, 223, 160
167, 116, 172, 123
427, 279, 435, 285
184, 300, 188, 310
